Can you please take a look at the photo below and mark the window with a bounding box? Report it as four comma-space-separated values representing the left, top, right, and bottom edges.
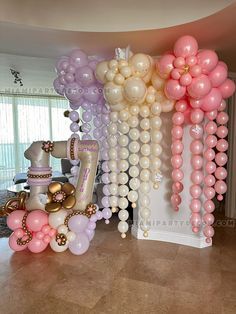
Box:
0, 94, 72, 189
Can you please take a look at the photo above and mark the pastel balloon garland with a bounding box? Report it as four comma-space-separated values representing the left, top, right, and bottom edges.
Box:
157, 35, 235, 243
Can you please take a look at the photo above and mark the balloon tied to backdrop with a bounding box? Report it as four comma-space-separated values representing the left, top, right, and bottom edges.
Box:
1, 36, 235, 256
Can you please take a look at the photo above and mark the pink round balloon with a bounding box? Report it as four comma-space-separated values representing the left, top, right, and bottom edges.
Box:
203, 213, 215, 225
216, 112, 229, 125
7, 210, 25, 231
189, 65, 202, 78
204, 174, 216, 187
190, 140, 204, 154
172, 112, 185, 125
190, 109, 204, 124
219, 79, 236, 99
190, 199, 201, 213
203, 225, 215, 238
216, 139, 228, 152
209, 64, 227, 87
174, 57, 185, 68
165, 79, 186, 100
204, 200, 215, 213
189, 98, 203, 109
171, 193, 181, 207
205, 161, 217, 174
175, 99, 188, 112
217, 194, 224, 201
187, 74, 211, 99
204, 148, 215, 161
191, 155, 203, 170
172, 182, 183, 193
190, 213, 202, 228
9, 233, 27, 252
197, 50, 218, 74
206, 135, 217, 148
171, 140, 184, 154
190, 184, 202, 198
27, 236, 48, 253
157, 54, 175, 78
215, 152, 228, 166
180, 73, 192, 86
205, 121, 217, 135
204, 187, 216, 200
218, 100, 227, 112
186, 56, 197, 66
200, 88, 222, 112
191, 170, 204, 184
215, 180, 227, 195
192, 226, 200, 233
205, 110, 217, 121
174, 35, 198, 58
216, 125, 228, 139
26, 210, 48, 232
172, 169, 184, 181
171, 154, 183, 168
189, 124, 203, 139
171, 126, 183, 139
215, 167, 227, 180
171, 68, 181, 80
14, 228, 24, 238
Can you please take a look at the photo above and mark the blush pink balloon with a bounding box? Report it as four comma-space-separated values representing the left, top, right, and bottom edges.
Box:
216, 112, 229, 125
189, 124, 203, 139
180, 73, 192, 86
26, 210, 48, 232
190, 199, 201, 212
171, 140, 184, 154
204, 148, 215, 161
190, 184, 202, 198
216, 139, 228, 152
218, 61, 228, 71
205, 110, 217, 121
205, 161, 217, 174
175, 99, 188, 112
7, 210, 26, 231
204, 200, 215, 213
197, 50, 218, 74
204, 187, 216, 200
9, 233, 27, 252
215, 167, 227, 180
219, 79, 236, 99
157, 54, 175, 78
191, 155, 203, 170
165, 79, 186, 100
172, 169, 184, 181
204, 175, 216, 187
206, 135, 217, 148
190, 140, 204, 154
27, 236, 48, 253
191, 170, 204, 184
174, 57, 185, 68
200, 88, 222, 112
189, 98, 204, 109
208, 64, 227, 87
205, 121, 217, 135
171, 193, 181, 207
174, 35, 198, 58
216, 125, 228, 138
172, 112, 185, 125
203, 225, 215, 238
215, 180, 227, 195
172, 182, 184, 193
215, 152, 228, 166
171, 68, 181, 80
203, 213, 215, 225
189, 65, 202, 77
218, 100, 227, 112
172, 126, 183, 139
183, 107, 192, 124
190, 109, 204, 124
171, 155, 183, 168
190, 213, 202, 228
187, 74, 211, 99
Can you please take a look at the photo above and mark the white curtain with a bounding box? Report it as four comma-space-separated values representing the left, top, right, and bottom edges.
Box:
0, 94, 71, 189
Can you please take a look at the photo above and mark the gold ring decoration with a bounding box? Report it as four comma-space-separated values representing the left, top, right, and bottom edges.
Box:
70, 138, 76, 160
27, 173, 52, 179
56, 233, 67, 246
45, 182, 76, 213
42, 141, 54, 153
64, 203, 97, 226
0, 191, 27, 217
16, 212, 33, 246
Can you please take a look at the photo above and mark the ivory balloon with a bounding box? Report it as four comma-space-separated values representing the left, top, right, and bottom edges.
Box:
124, 77, 147, 104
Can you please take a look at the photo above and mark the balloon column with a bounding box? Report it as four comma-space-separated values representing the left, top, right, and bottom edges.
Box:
157, 35, 235, 243
96, 51, 174, 238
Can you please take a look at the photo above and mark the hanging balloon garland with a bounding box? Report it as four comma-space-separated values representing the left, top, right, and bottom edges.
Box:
157, 35, 235, 243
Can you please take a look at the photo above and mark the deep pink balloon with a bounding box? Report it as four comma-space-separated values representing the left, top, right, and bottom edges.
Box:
172, 169, 184, 181
204, 200, 215, 213
189, 65, 202, 78
219, 79, 235, 99
171, 193, 181, 207
157, 54, 175, 78
203, 225, 215, 238
200, 88, 222, 112
189, 98, 204, 109
171, 126, 183, 139
205, 110, 217, 121
206, 135, 217, 148
180, 73, 192, 86
26, 210, 48, 232
215, 180, 227, 195
187, 75, 211, 99
174, 57, 185, 68
171, 140, 184, 154
174, 36, 198, 58
215, 167, 227, 180
7, 210, 25, 231
172, 112, 185, 125
190, 184, 202, 198
190, 199, 201, 213
165, 79, 186, 100
215, 152, 228, 166
171, 68, 181, 80
175, 99, 188, 112
172, 182, 183, 193
197, 50, 218, 74
216, 139, 228, 152
208, 64, 227, 87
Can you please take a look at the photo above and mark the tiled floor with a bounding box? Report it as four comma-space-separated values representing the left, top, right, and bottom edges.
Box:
0, 215, 236, 314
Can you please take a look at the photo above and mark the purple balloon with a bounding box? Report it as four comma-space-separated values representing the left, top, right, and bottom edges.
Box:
102, 207, 112, 219
85, 228, 95, 241
67, 64, 76, 74
68, 215, 89, 233
70, 122, 80, 132
102, 185, 110, 196
69, 49, 88, 68
93, 128, 102, 139
81, 100, 91, 110
102, 126, 109, 137
102, 140, 109, 149
55, 56, 69, 72
68, 233, 90, 255
75, 66, 95, 87
82, 111, 92, 122
65, 72, 75, 83
81, 122, 91, 133
101, 174, 110, 185
101, 196, 110, 207
101, 149, 109, 161
84, 85, 100, 103
53, 78, 65, 96
87, 221, 96, 230
93, 116, 102, 128
59, 75, 67, 85
90, 214, 98, 223
102, 105, 110, 114
101, 114, 110, 125
65, 82, 83, 102
89, 60, 98, 70
96, 104, 103, 114
96, 211, 103, 220
69, 110, 79, 122
102, 161, 109, 172
82, 134, 92, 140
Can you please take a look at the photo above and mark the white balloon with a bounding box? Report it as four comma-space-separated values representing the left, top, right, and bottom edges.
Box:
139, 156, 150, 169
129, 154, 139, 165
108, 160, 117, 172
151, 102, 162, 115
118, 221, 129, 233
120, 66, 132, 78
48, 210, 68, 229
140, 220, 150, 232
118, 160, 129, 172
110, 111, 119, 122
139, 194, 150, 207
118, 122, 129, 134
119, 185, 129, 197
129, 105, 140, 116
129, 177, 140, 190
150, 157, 162, 170
140, 182, 151, 193
107, 135, 118, 147
118, 172, 129, 185
119, 109, 130, 121
151, 130, 163, 143
57, 224, 68, 234
151, 116, 162, 129
128, 190, 138, 202
108, 147, 118, 160
129, 166, 139, 177
109, 172, 118, 183
141, 144, 151, 156
119, 147, 129, 160
109, 183, 118, 195
108, 123, 118, 135
128, 115, 139, 128
118, 197, 129, 209
109, 196, 118, 207
118, 135, 129, 146
129, 128, 140, 141
139, 105, 150, 118
50, 237, 69, 252
67, 231, 76, 242
140, 118, 150, 130
140, 169, 150, 181
118, 209, 129, 221
152, 144, 162, 156
146, 93, 155, 104
129, 141, 140, 153
140, 207, 151, 220
140, 131, 150, 143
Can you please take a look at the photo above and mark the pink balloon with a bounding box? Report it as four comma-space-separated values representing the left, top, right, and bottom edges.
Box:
205, 161, 217, 174
218, 100, 227, 111
197, 50, 218, 74
14, 228, 24, 238
7, 210, 25, 231
165, 79, 186, 100
157, 54, 175, 78
171, 140, 184, 154
205, 110, 217, 121
203, 225, 215, 238
204, 200, 215, 213
172, 112, 185, 125
174, 57, 185, 68
189, 65, 202, 77
215, 180, 227, 195
219, 79, 236, 99
186, 56, 197, 67
26, 210, 48, 232
205, 121, 217, 135
43, 235, 51, 244
190, 184, 202, 198
171, 154, 183, 168
183, 107, 192, 124
190, 199, 201, 213
189, 124, 203, 139
218, 61, 228, 71
9, 233, 27, 252
216, 125, 228, 138
191, 155, 203, 170
208, 64, 227, 87
190, 140, 203, 154
215, 152, 228, 166
172, 182, 183, 193
190, 109, 204, 124
190, 213, 202, 228
204, 148, 215, 161
206, 135, 217, 148
191, 170, 204, 184
171, 126, 183, 139
171, 68, 181, 80
189, 98, 204, 109
180, 73, 192, 86
216, 139, 228, 152
203, 213, 215, 225
216, 112, 229, 125
204, 175, 216, 187
215, 167, 227, 180
175, 99, 188, 112
174, 35, 198, 58
171, 193, 181, 207
200, 88, 222, 112
187, 75, 211, 99
172, 169, 184, 181
27, 236, 48, 253
217, 194, 224, 201
204, 187, 216, 200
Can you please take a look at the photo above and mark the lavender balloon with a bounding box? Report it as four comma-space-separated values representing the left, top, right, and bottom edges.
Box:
68, 215, 89, 233
65, 82, 83, 102
75, 66, 95, 86
69, 49, 88, 68
53, 78, 65, 96
68, 232, 90, 255
85, 229, 95, 241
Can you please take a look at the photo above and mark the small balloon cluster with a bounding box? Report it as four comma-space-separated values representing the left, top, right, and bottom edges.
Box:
157, 35, 235, 243
95, 51, 173, 238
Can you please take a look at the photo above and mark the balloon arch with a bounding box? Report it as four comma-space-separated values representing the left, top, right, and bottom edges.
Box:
1, 35, 235, 255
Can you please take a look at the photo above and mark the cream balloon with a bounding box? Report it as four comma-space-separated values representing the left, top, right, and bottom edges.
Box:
152, 144, 163, 156
124, 77, 147, 104
50, 237, 69, 252
140, 118, 150, 130
141, 144, 151, 156
119, 110, 130, 121
118, 160, 129, 172
140, 131, 150, 143
95, 61, 109, 83
151, 116, 162, 129
48, 209, 69, 229
139, 156, 150, 169
118, 122, 129, 134
129, 105, 140, 116
140, 169, 150, 181
129, 177, 140, 190
130, 53, 152, 78
140, 182, 151, 193
151, 130, 163, 143
118, 197, 129, 209
118, 209, 129, 221
139, 105, 150, 118
129, 128, 140, 141
118, 185, 129, 197
128, 190, 138, 202
128, 115, 139, 128
118, 135, 129, 147
162, 98, 175, 113
118, 221, 129, 233
129, 154, 139, 165
104, 82, 124, 105
109, 172, 118, 183
109, 196, 118, 207
118, 172, 129, 185
151, 102, 162, 115
151, 72, 165, 90
140, 207, 151, 219
119, 147, 129, 160
129, 166, 140, 177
